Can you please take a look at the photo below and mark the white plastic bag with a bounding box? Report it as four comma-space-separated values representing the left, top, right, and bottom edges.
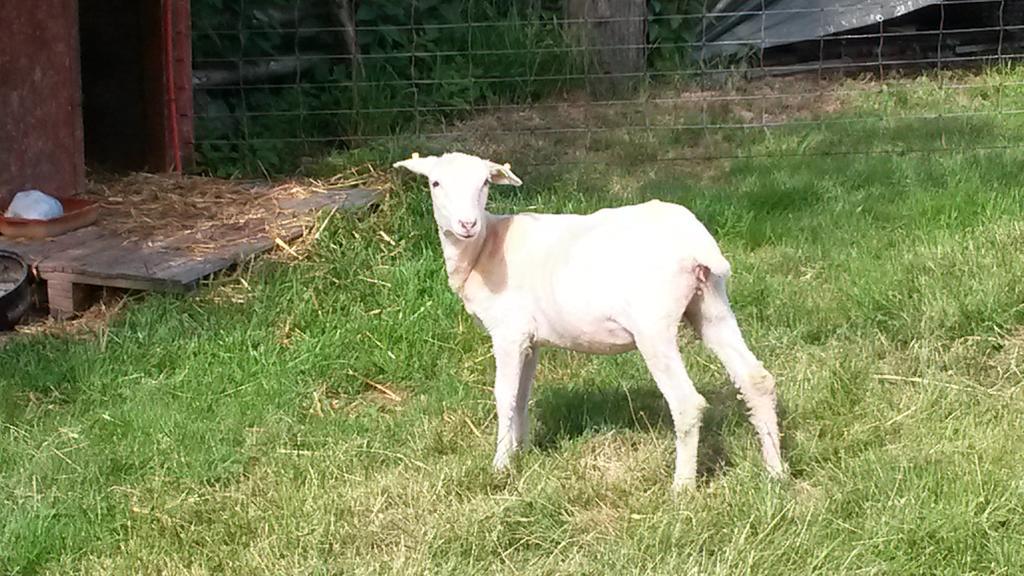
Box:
4, 190, 64, 220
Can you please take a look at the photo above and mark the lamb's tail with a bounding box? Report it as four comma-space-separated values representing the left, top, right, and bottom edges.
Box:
678, 207, 731, 281
695, 260, 728, 287
703, 250, 731, 279
694, 237, 731, 281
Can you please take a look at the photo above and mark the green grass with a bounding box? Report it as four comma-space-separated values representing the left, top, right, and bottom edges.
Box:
4, 68, 1024, 574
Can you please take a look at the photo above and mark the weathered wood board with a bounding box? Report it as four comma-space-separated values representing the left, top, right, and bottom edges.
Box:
0, 188, 380, 318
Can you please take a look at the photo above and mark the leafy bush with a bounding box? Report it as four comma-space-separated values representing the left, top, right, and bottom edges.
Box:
647, 0, 705, 74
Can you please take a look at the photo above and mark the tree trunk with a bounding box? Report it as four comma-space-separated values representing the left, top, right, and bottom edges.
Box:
566, 0, 647, 100
330, 0, 360, 74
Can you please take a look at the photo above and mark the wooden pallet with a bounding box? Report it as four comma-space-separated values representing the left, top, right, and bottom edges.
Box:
0, 188, 380, 318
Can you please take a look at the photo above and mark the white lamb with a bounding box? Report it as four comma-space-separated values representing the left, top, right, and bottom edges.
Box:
394, 152, 785, 489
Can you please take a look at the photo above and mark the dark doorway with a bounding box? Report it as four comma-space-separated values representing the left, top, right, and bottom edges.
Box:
79, 0, 163, 171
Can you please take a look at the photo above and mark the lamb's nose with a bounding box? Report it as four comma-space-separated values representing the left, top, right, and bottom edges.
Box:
459, 219, 478, 232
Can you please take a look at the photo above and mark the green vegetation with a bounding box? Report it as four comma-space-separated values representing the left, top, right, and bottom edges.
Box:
190, 0, 715, 176
3, 67, 1024, 573
192, 0, 584, 175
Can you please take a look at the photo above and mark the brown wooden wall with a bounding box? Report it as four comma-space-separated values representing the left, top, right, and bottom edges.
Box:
1, 0, 193, 205
0, 0, 86, 205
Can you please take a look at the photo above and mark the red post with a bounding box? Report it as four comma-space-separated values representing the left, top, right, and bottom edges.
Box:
173, 0, 195, 169
151, 0, 194, 172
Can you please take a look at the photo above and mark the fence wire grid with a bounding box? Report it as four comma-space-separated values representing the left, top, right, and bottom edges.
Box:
190, 0, 1024, 175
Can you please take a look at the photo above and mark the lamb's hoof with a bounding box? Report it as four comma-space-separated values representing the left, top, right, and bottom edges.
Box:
767, 463, 790, 482
492, 456, 512, 474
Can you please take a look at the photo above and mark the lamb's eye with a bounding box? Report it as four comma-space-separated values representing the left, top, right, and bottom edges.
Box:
431, 181, 440, 188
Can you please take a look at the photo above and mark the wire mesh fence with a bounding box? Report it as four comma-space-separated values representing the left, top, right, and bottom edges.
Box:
190, 0, 1024, 175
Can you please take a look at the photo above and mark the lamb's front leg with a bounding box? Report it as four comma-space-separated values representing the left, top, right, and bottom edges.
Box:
491, 338, 529, 471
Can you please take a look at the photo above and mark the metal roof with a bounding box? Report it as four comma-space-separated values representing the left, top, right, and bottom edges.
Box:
699, 0, 940, 57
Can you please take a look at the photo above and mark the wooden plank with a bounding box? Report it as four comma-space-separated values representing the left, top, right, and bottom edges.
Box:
39, 241, 196, 291
33, 220, 277, 291
0, 226, 106, 267
164, 223, 306, 285
33, 229, 235, 292
32, 218, 266, 289
40, 270, 194, 293
35, 234, 134, 275
32, 230, 197, 292
11, 187, 383, 297
138, 187, 376, 255
45, 273, 98, 319
159, 188, 379, 284
277, 188, 380, 212
136, 216, 291, 282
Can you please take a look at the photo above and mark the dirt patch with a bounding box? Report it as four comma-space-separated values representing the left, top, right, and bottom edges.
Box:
441, 74, 865, 169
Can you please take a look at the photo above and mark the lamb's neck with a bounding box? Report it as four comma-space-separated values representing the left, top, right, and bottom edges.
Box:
439, 214, 491, 295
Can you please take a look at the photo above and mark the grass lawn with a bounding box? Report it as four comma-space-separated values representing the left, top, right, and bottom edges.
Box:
3, 68, 1024, 574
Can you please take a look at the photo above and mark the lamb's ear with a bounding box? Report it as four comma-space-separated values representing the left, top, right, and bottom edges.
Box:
392, 153, 439, 178
486, 161, 522, 187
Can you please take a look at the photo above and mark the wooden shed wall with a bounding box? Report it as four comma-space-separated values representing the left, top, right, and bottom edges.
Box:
0, 0, 86, 205
1, 0, 193, 205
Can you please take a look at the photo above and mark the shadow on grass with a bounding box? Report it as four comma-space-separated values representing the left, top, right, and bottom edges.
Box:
532, 381, 740, 481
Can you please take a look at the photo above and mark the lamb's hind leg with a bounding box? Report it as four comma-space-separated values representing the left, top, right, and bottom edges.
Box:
634, 326, 708, 490
686, 275, 786, 478
512, 345, 539, 450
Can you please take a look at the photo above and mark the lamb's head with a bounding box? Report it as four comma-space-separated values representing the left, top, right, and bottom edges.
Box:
393, 152, 521, 240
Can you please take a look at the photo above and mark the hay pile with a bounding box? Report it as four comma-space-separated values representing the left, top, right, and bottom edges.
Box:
84, 165, 387, 254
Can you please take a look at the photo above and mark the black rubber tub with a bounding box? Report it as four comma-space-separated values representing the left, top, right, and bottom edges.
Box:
0, 249, 30, 330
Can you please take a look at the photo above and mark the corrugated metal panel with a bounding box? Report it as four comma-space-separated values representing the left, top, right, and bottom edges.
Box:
700, 0, 940, 57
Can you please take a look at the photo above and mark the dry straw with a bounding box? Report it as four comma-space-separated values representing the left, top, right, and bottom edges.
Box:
84, 164, 390, 255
